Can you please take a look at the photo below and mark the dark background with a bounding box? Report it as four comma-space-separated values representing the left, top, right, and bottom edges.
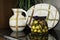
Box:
0, 0, 17, 29
0, 0, 60, 30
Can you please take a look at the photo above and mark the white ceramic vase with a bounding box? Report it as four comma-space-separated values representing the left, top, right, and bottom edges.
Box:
9, 8, 28, 31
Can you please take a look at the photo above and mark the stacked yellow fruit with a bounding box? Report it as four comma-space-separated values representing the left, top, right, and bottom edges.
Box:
31, 19, 48, 33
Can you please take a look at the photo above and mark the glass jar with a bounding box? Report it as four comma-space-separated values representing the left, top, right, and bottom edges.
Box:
31, 16, 48, 34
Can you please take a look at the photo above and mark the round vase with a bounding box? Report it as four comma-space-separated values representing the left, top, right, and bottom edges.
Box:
9, 8, 28, 31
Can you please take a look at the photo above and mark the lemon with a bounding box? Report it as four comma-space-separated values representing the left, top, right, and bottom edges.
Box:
32, 26, 35, 29
36, 26, 39, 29
34, 29, 37, 32
34, 20, 38, 24
39, 25, 42, 29
43, 29, 45, 32
44, 26, 47, 29
38, 30, 41, 33
39, 21, 43, 24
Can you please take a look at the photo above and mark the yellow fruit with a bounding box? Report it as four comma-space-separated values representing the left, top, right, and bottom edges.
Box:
38, 30, 41, 33
34, 29, 37, 32
39, 25, 42, 29
45, 29, 48, 32
39, 21, 43, 24
34, 20, 38, 24
44, 26, 47, 29
36, 26, 39, 29
32, 26, 35, 29
43, 29, 45, 32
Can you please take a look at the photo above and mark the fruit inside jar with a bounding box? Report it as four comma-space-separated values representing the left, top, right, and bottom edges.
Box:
31, 16, 48, 35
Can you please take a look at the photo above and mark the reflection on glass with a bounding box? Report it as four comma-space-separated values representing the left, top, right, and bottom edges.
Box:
9, 30, 57, 40
10, 31, 27, 40
29, 33, 56, 40
48, 34, 56, 40
29, 33, 48, 40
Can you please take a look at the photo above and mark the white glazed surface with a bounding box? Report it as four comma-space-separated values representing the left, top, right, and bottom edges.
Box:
10, 27, 25, 31
9, 8, 28, 31
10, 31, 25, 37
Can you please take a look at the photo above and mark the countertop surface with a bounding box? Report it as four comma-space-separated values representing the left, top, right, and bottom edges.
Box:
0, 27, 60, 40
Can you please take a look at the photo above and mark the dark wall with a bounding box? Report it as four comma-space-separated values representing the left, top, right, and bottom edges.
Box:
0, 0, 17, 29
